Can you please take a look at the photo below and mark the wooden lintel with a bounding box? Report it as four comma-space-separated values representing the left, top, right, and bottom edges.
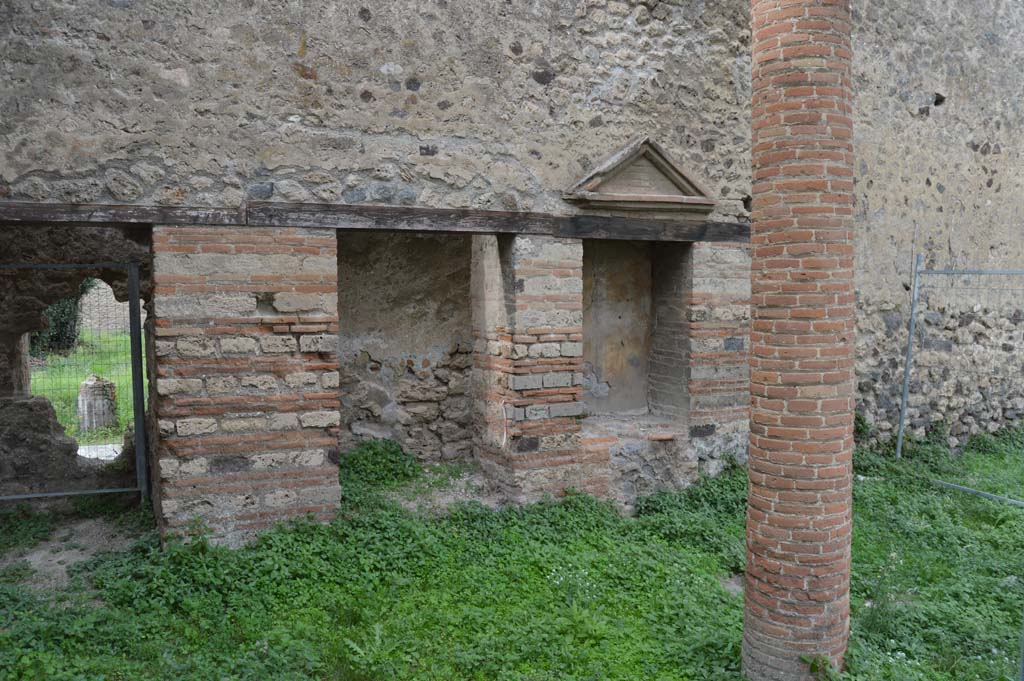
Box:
0, 201, 749, 243
0, 202, 245, 226
248, 203, 748, 243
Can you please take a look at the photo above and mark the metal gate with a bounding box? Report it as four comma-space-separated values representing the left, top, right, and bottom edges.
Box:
0, 262, 149, 502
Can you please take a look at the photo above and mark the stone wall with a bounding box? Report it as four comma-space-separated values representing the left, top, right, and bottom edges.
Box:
150, 226, 341, 545
0, 1, 752, 221
0, 224, 152, 397
336, 232, 473, 461
851, 0, 1024, 442
857, 284, 1024, 448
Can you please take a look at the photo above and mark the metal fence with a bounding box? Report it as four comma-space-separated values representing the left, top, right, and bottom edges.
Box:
896, 254, 1024, 458
895, 254, 1024, 681
0, 262, 148, 502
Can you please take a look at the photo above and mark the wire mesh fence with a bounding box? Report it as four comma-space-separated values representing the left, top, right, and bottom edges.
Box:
28, 279, 146, 459
896, 255, 1024, 458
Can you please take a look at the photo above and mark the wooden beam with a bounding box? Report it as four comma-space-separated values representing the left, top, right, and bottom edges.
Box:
0, 201, 749, 243
0, 202, 244, 226
246, 202, 749, 243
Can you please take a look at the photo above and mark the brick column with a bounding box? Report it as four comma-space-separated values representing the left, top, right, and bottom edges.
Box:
745, 1, 856, 679
471, 235, 608, 501
151, 227, 341, 546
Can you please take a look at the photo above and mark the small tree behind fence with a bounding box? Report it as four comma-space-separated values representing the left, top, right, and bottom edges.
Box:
29, 278, 97, 356
896, 255, 1024, 457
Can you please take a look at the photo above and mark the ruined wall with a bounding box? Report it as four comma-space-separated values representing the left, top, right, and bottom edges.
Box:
0, 224, 150, 495
336, 232, 473, 460
4, 0, 1024, 449
0, 225, 152, 396
581, 240, 652, 415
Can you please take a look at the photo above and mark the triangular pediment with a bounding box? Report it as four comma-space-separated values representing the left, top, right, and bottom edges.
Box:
564, 136, 715, 213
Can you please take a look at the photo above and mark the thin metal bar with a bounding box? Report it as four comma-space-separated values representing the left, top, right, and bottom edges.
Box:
127, 262, 149, 503
0, 487, 140, 502
920, 268, 1024, 276
0, 262, 130, 271
895, 253, 924, 459
930, 479, 1024, 510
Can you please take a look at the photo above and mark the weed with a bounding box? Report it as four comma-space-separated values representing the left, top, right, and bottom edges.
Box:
0, 434, 1022, 680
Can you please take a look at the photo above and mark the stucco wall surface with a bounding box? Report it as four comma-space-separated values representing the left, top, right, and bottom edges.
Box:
0, 0, 752, 220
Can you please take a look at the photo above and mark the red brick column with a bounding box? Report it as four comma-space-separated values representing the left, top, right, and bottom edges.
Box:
744, 1, 855, 679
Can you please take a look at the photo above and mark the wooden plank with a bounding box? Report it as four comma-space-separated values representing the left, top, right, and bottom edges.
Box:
0, 202, 244, 226
0, 201, 749, 243
246, 202, 749, 243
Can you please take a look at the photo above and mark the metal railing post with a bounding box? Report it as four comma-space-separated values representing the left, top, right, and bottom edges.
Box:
127, 262, 149, 502
895, 253, 924, 459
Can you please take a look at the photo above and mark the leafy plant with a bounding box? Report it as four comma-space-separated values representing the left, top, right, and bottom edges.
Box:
1, 430, 1022, 680
29, 278, 97, 356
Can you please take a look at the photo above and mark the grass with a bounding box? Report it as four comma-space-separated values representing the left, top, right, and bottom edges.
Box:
0, 430, 1022, 680
30, 330, 144, 446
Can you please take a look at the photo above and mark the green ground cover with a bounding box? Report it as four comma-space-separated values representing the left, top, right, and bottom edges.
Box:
30, 330, 143, 445
1, 432, 1022, 680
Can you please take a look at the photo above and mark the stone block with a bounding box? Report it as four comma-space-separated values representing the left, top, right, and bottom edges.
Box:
155, 340, 175, 357
285, 371, 320, 387
269, 413, 299, 430
321, 371, 340, 389
527, 343, 561, 358
300, 333, 336, 353
177, 336, 217, 358
549, 401, 584, 418
560, 342, 583, 357
157, 378, 203, 396
220, 417, 266, 433
299, 410, 341, 428
542, 372, 572, 388
259, 335, 298, 353
176, 418, 218, 436
220, 336, 259, 354
511, 374, 543, 390
206, 376, 239, 394
273, 293, 323, 312
525, 404, 549, 420
158, 293, 257, 318
241, 374, 278, 391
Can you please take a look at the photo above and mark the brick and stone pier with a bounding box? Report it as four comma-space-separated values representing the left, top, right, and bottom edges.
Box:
744, 0, 856, 678
150, 227, 342, 546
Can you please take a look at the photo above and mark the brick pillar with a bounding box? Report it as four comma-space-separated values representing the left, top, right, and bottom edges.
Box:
745, 1, 856, 679
471, 234, 609, 501
687, 242, 752, 472
151, 227, 342, 546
